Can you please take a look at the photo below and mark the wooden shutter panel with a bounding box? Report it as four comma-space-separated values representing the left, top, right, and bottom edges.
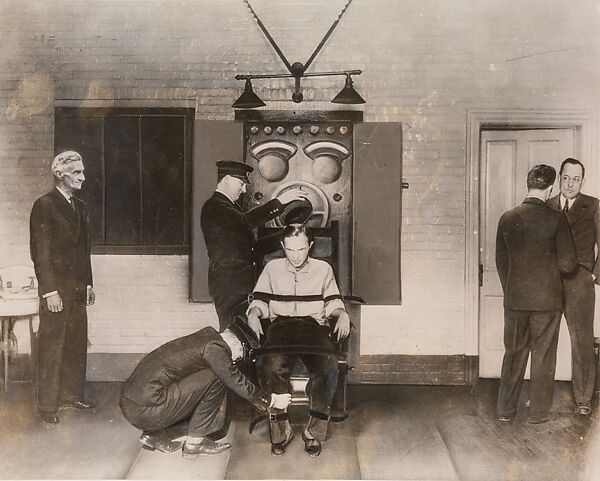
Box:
190, 120, 244, 301
352, 122, 402, 304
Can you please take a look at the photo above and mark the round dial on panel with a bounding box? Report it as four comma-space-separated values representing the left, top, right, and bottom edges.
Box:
270, 181, 330, 228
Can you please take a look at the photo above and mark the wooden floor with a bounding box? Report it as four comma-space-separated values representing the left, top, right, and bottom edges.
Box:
0, 380, 596, 480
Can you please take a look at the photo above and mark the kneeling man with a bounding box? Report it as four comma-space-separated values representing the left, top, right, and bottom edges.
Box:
120, 318, 291, 458
247, 224, 350, 457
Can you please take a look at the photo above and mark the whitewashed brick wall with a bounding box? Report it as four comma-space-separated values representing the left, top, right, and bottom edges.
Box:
1, 0, 600, 356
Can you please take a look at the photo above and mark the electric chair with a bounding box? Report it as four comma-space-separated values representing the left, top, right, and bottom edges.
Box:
235, 220, 364, 432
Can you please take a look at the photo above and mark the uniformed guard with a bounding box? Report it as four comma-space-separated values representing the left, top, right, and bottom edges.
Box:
200, 160, 307, 331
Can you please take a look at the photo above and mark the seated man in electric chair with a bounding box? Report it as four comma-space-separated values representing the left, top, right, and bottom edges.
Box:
246, 223, 351, 458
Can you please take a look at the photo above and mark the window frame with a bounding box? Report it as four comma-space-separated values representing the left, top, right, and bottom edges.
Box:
54, 107, 194, 255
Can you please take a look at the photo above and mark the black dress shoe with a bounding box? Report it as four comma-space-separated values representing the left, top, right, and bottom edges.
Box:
62, 400, 95, 410
182, 438, 232, 459
302, 430, 321, 457
40, 412, 60, 424
271, 428, 294, 456
139, 432, 182, 453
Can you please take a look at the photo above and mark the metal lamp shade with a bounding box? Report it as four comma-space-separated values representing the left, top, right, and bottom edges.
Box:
232, 79, 266, 109
331, 75, 365, 104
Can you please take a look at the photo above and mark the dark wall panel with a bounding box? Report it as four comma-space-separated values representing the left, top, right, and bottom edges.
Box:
104, 117, 141, 245
141, 116, 186, 245
191, 120, 244, 302
353, 122, 402, 304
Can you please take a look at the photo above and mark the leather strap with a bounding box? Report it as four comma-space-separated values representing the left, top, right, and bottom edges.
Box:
250, 292, 365, 304
251, 344, 341, 359
308, 409, 330, 421
269, 411, 289, 422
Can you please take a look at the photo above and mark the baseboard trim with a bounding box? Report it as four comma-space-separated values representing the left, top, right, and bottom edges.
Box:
350, 354, 480, 385
3, 353, 481, 384
87, 353, 145, 381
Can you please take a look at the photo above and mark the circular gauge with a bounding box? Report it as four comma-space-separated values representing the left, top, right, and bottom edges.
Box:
270, 181, 330, 228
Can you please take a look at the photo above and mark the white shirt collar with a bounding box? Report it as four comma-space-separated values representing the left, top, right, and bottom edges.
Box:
560, 194, 576, 209
526, 193, 546, 202
55, 186, 72, 202
286, 257, 311, 274
215, 188, 236, 205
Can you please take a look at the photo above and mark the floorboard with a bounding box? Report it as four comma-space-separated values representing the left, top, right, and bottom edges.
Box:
0, 380, 596, 480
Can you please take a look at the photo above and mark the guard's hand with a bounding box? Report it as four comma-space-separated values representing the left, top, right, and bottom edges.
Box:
270, 393, 292, 410
86, 286, 95, 306
277, 188, 309, 205
333, 311, 351, 340
46, 293, 63, 313
247, 308, 264, 338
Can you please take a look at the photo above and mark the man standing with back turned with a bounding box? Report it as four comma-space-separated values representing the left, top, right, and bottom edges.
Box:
548, 158, 600, 416
496, 164, 577, 424
30, 151, 95, 424
201, 160, 307, 331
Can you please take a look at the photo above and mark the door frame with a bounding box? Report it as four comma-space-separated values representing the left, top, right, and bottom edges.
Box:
464, 109, 595, 385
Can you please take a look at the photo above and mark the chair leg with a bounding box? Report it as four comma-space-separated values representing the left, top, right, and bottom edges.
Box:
330, 361, 349, 422
2, 321, 9, 392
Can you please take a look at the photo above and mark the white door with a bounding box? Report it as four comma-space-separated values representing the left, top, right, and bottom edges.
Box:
479, 128, 575, 379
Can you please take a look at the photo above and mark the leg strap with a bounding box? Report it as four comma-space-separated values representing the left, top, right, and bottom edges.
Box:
308, 409, 330, 421
269, 411, 289, 422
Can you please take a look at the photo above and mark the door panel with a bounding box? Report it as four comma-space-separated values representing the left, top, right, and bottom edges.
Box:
479, 128, 575, 379
190, 120, 244, 302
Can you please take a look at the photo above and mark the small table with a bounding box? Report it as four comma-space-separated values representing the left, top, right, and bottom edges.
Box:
0, 295, 38, 392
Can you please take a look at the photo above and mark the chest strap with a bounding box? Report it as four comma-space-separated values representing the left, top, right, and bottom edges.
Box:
250, 292, 347, 303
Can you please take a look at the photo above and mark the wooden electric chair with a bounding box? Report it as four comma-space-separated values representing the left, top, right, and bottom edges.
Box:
235, 221, 363, 432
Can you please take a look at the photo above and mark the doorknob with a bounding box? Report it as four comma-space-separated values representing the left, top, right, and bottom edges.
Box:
479, 264, 484, 287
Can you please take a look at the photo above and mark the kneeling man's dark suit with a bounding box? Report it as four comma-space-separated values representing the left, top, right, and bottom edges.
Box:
119, 328, 270, 438
496, 197, 577, 420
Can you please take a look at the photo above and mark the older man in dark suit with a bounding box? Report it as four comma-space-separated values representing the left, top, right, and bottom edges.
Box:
200, 160, 307, 331
30, 151, 95, 424
496, 164, 578, 424
548, 158, 600, 416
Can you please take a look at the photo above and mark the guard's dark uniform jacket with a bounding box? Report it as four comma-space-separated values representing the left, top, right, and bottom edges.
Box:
120, 327, 270, 437
200, 192, 283, 297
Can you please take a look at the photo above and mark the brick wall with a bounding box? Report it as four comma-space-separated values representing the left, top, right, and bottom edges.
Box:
1, 0, 600, 359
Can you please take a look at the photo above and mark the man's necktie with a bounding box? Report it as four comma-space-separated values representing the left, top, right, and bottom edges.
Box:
563, 200, 569, 214
69, 196, 76, 212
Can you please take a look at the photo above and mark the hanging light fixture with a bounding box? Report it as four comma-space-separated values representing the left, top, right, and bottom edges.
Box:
232, 70, 364, 109
331, 74, 365, 105
232, 79, 266, 109
233, 0, 365, 109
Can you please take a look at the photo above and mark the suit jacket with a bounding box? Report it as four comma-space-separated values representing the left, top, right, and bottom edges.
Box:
200, 192, 283, 297
548, 193, 600, 279
496, 197, 577, 311
120, 327, 270, 411
30, 188, 92, 301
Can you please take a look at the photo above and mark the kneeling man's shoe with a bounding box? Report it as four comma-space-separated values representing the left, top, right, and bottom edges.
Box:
182, 438, 232, 459
271, 429, 294, 456
139, 432, 182, 453
302, 430, 321, 458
